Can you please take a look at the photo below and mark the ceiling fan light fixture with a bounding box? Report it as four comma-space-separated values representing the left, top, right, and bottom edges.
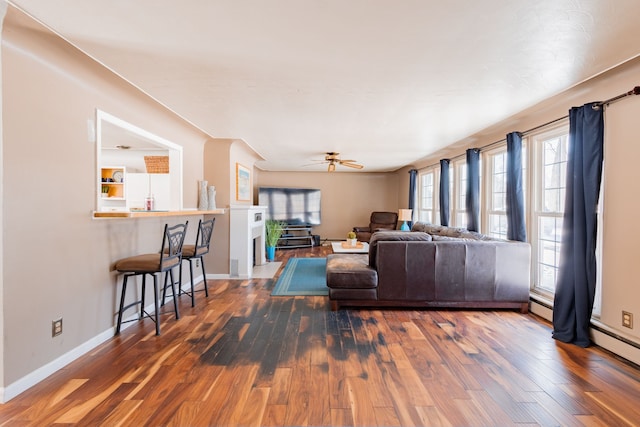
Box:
310, 152, 363, 172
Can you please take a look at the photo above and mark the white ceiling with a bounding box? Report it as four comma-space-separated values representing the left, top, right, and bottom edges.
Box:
9, 0, 640, 172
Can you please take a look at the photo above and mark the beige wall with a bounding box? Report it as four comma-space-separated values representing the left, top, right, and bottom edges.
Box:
0, 0, 6, 393
202, 138, 263, 275
255, 171, 400, 240
202, 138, 232, 274
0, 6, 226, 395
598, 74, 640, 344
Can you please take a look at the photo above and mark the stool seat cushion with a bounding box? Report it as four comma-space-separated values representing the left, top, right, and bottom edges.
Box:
181, 244, 208, 258
182, 245, 196, 258
115, 253, 180, 273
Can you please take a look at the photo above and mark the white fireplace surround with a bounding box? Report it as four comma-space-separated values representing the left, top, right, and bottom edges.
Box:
229, 205, 267, 278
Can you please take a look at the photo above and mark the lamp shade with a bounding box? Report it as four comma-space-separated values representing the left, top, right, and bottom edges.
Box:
398, 209, 412, 221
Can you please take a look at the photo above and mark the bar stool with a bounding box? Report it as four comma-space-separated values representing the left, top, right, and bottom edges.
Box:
114, 221, 188, 335
165, 218, 215, 307
181, 218, 215, 306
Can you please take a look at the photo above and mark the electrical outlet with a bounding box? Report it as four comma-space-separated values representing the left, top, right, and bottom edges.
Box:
622, 311, 633, 329
195, 259, 200, 268
52, 318, 63, 337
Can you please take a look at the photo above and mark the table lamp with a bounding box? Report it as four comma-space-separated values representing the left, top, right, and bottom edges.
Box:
398, 209, 412, 231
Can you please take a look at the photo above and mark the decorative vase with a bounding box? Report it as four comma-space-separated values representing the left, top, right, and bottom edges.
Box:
266, 246, 276, 262
347, 238, 357, 247
198, 180, 208, 210
207, 186, 216, 210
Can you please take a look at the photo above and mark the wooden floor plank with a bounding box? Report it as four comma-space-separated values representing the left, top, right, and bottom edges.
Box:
0, 246, 639, 426
345, 376, 378, 426
237, 387, 271, 427
331, 408, 355, 427
283, 363, 311, 426
266, 367, 292, 405
100, 399, 143, 427
308, 365, 332, 426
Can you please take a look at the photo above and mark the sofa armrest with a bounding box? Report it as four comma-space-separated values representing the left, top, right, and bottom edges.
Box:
353, 226, 370, 232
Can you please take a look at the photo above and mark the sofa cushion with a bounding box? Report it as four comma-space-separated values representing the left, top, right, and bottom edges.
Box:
429, 225, 465, 237
411, 222, 466, 236
411, 222, 504, 241
326, 254, 378, 289
453, 229, 507, 241
368, 231, 432, 268
431, 234, 478, 242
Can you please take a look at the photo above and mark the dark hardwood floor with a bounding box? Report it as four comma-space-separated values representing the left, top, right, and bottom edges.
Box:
1, 246, 639, 426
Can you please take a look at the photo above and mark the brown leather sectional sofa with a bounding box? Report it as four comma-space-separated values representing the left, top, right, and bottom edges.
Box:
326, 223, 531, 312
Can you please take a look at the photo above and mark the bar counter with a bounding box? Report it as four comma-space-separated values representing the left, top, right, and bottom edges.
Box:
93, 209, 226, 218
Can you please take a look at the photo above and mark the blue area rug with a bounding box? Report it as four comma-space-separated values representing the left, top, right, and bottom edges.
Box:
271, 257, 328, 296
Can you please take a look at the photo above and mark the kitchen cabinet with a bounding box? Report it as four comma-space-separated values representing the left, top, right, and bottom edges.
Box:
126, 173, 170, 210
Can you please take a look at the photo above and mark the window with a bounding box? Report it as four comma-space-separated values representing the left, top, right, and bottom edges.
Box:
484, 146, 527, 239
452, 157, 481, 229
532, 127, 569, 294
485, 149, 508, 239
96, 110, 184, 212
453, 159, 466, 227
418, 167, 440, 224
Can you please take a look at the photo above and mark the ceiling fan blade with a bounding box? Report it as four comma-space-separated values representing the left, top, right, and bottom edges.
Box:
301, 160, 328, 167
340, 161, 364, 169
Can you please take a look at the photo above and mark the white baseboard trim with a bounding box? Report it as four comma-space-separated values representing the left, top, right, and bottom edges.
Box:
590, 320, 640, 366
530, 298, 640, 366
1, 327, 114, 403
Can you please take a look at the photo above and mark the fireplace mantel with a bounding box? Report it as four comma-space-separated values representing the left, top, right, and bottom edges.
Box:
229, 205, 267, 278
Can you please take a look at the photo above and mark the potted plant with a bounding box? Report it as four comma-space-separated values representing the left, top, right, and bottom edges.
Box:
347, 230, 357, 247
265, 220, 286, 261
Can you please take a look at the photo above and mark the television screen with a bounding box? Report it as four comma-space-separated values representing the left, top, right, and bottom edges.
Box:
258, 187, 321, 225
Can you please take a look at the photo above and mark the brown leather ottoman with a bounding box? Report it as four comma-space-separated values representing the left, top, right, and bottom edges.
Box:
326, 254, 378, 310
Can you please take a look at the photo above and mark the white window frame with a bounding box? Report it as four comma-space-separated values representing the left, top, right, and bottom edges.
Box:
452, 158, 467, 227
530, 124, 570, 296
483, 143, 527, 239
483, 146, 509, 239
418, 166, 440, 224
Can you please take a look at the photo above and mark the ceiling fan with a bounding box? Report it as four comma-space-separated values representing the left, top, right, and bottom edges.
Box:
320, 152, 364, 172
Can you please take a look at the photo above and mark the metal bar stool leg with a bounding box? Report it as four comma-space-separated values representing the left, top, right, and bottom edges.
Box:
152, 273, 160, 336
188, 259, 196, 306
178, 260, 184, 300
140, 274, 147, 320
169, 268, 180, 320
161, 274, 168, 306
161, 271, 169, 307
116, 274, 129, 335
200, 256, 209, 297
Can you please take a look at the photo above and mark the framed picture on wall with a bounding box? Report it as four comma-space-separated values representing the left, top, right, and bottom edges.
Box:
236, 163, 251, 201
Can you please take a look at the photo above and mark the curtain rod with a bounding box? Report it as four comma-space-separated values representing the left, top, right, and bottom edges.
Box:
423, 85, 640, 168
593, 85, 640, 110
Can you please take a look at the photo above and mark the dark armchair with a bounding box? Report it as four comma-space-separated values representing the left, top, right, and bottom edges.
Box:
353, 211, 399, 242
